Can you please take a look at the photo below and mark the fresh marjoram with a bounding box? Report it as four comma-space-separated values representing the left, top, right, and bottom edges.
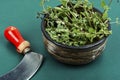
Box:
38, 0, 112, 46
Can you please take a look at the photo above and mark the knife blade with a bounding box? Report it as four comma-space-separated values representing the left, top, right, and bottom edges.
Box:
0, 26, 43, 80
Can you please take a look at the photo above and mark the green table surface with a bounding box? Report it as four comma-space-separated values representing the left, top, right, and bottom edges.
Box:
0, 0, 120, 80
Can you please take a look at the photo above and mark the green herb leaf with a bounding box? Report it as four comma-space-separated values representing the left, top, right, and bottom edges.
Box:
74, 1, 82, 8
102, 10, 108, 20
88, 28, 95, 33
101, 0, 106, 8
54, 7, 63, 11
60, 0, 69, 7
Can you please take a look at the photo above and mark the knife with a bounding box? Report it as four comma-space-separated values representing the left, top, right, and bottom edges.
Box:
0, 26, 43, 80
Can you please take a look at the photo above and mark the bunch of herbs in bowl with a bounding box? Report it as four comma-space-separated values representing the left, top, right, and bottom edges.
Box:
37, 0, 112, 65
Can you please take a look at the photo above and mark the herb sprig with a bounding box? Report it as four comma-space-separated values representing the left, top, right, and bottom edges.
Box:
38, 0, 112, 46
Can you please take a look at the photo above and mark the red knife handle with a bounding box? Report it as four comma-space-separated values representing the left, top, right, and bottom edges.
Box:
4, 26, 30, 54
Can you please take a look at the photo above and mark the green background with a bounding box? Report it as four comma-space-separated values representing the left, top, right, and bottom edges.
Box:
0, 0, 120, 80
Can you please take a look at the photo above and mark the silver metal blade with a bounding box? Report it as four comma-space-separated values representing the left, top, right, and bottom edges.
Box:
0, 52, 43, 80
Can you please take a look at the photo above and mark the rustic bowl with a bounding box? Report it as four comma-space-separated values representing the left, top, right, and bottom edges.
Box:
41, 8, 110, 65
